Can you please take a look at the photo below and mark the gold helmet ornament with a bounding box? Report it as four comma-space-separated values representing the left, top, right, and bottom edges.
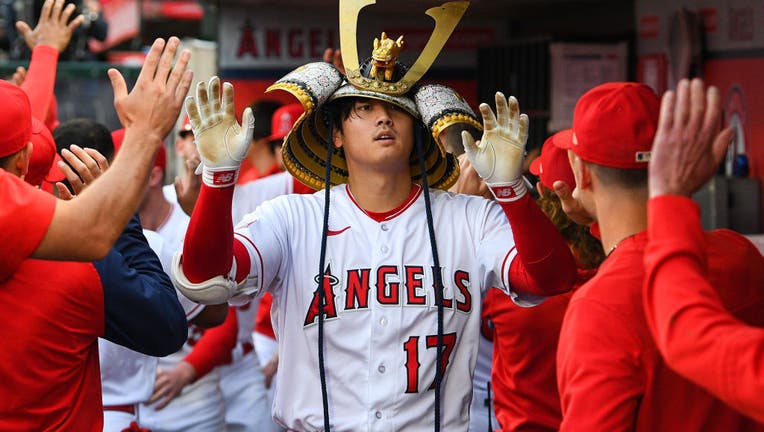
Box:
267, 0, 481, 190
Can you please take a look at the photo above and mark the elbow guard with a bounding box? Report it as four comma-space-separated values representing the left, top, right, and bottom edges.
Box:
171, 252, 256, 306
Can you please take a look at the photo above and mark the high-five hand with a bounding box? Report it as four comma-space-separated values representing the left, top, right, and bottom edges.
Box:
462, 92, 529, 202
648, 78, 732, 198
185, 77, 254, 188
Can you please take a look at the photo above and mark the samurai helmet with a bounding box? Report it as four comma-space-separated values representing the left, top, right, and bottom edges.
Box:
267, 0, 481, 190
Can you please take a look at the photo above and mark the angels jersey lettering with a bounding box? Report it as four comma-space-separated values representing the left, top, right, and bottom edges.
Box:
233, 184, 541, 431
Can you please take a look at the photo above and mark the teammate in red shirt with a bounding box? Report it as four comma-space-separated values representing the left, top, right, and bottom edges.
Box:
553, 81, 764, 431
485, 131, 604, 431
644, 78, 764, 424
0, 107, 187, 431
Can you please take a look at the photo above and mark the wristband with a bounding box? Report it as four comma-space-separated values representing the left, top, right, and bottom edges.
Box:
488, 178, 527, 202
202, 166, 239, 188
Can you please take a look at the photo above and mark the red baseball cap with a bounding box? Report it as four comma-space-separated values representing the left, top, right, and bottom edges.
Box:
555, 82, 660, 169
0, 80, 32, 158
530, 130, 576, 190
268, 104, 303, 142
179, 115, 193, 136
26, 118, 64, 186
111, 127, 166, 171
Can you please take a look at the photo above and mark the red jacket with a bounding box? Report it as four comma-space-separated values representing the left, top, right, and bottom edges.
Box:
558, 229, 764, 431
487, 268, 594, 431
644, 195, 764, 424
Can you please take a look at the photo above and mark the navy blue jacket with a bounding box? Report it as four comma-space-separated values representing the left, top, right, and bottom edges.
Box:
94, 215, 187, 356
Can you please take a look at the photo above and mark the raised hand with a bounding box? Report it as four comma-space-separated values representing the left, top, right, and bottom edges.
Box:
16, 0, 84, 52
552, 180, 596, 227
462, 92, 529, 202
10, 66, 27, 86
448, 153, 492, 199
174, 157, 202, 216
185, 76, 254, 188
54, 145, 110, 199
109, 37, 193, 145
648, 78, 732, 198
323, 47, 346, 75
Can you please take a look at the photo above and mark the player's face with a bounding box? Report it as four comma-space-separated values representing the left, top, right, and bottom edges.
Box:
335, 100, 414, 174
176, 133, 199, 162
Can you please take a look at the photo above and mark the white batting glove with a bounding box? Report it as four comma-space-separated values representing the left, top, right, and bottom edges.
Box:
185, 76, 254, 188
462, 92, 529, 202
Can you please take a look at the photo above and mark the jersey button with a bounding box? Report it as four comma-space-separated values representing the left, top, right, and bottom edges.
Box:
381, 224, 389, 231
381, 245, 389, 253
379, 317, 388, 326
378, 364, 386, 373
375, 411, 382, 419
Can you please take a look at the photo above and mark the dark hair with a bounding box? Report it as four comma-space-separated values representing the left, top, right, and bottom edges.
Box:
588, 162, 648, 189
0, 154, 14, 171
249, 99, 282, 141
53, 118, 114, 162
326, 96, 416, 132
537, 186, 605, 270
325, 97, 357, 133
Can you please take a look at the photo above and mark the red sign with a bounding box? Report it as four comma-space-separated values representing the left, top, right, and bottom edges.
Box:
700, 8, 718, 33
639, 15, 660, 39
236, 21, 337, 60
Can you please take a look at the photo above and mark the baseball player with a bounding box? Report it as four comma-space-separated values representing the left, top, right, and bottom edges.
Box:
553, 81, 764, 431
172, 4, 576, 430
644, 78, 764, 423
484, 132, 604, 432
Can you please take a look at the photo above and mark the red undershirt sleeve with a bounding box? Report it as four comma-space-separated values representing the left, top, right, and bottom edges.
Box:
499, 194, 577, 296
183, 306, 239, 379
21, 45, 58, 122
182, 184, 237, 283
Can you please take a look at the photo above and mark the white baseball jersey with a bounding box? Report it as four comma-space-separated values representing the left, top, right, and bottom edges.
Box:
217, 300, 278, 432
232, 171, 294, 225
232, 184, 542, 431
469, 328, 498, 432
224, 172, 296, 432
139, 205, 226, 432
138, 324, 226, 432
253, 330, 280, 421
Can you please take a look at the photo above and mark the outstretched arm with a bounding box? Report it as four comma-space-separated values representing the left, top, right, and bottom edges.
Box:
16, 0, 83, 122
644, 78, 764, 423
464, 92, 576, 297
173, 77, 255, 304
32, 37, 192, 261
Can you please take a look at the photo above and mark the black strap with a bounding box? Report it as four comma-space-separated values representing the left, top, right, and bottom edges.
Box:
415, 123, 445, 432
317, 120, 334, 431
